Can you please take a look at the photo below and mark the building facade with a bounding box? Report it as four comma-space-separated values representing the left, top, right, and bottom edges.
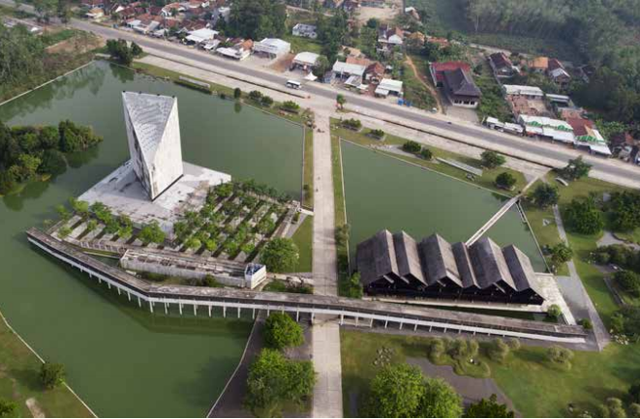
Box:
122, 92, 184, 201
356, 230, 545, 305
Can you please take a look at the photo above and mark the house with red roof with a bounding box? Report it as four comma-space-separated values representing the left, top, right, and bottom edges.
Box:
429, 61, 471, 87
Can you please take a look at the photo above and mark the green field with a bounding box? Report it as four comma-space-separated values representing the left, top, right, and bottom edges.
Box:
0, 313, 93, 418
291, 215, 313, 273
342, 329, 640, 418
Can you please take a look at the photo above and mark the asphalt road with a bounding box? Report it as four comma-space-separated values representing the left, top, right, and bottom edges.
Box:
3, 1, 640, 185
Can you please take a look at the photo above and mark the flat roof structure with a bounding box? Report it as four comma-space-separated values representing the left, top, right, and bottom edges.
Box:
78, 160, 231, 235
293, 52, 320, 67
503, 85, 544, 98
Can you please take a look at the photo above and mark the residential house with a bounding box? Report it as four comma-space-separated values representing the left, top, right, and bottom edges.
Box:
161, 2, 185, 17
292, 23, 317, 39
547, 59, 571, 88
378, 25, 404, 48
567, 117, 611, 156
332, 60, 367, 87
185, 27, 218, 44
364, 61, 385, 84
488, 52, 516, 78
292, 52, 320, 70
528, 56, 548, 73
429, 61, 471, 87
502, 85, 544, 99
375, 79, 403, 97
519, 115, 575, 144
253, 38, 291, 59
85, 7, 104, 19
441, 68, 482, 108
217, 39, 253, 60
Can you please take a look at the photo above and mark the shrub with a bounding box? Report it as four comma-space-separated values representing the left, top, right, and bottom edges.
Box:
234, 87, 242, 99
547, 304, 562, 320
614, 270, 640, 297
420, 147, 433, 160
260, 95, 274, 107
248, 90, 263, 101
402, 140, 422, 154
342, 118, 362, 130
281, 101, 300, 113
0, 399, 18, 418
264, 312, 304, 350
429, 338, 446, 363
506, 338, 521, 351
369, 128, 385, 139
487, 338, 510, 363
40, 362, 65, 389
580, 318, 593, 330
547, 345, 573, 368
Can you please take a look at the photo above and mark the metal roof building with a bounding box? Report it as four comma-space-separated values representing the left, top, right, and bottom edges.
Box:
356, 230, 545, 305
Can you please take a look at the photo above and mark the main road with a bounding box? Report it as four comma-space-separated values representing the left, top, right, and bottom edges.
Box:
4, 0, 640, 188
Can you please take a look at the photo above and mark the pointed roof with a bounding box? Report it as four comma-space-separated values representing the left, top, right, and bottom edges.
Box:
122, 91, 176, 162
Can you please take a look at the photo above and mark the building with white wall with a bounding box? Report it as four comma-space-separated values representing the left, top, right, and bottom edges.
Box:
123, 92, 184, 201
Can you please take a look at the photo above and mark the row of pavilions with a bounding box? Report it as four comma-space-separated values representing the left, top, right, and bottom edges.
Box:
356, 230, 545, 305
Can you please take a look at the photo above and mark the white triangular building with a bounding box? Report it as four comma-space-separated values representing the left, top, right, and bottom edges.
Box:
122, 91, 184, 200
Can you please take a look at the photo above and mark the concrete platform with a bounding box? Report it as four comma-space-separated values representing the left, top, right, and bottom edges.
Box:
79, 159, 231, 234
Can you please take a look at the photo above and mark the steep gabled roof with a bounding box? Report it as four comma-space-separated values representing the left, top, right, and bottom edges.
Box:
470, 237, 516, 291
443, 68, 481, 97
419, 234, 462, 287
355, 229, 399, 286
393, 232, 427, 285
122, 92, 176, 164
503, 244, 541, 294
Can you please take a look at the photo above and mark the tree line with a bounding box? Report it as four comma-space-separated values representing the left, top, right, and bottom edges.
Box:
0, 121, 102, 194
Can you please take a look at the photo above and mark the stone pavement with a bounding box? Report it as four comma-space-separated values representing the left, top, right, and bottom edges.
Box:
311, 113, 344, 417
552, 205, 611, 350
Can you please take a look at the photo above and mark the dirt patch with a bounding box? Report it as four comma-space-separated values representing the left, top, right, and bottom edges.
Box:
269, 54, 294, 73
355, 0, 402, 24
26, 397, 46, 418
45, 34, 103, 55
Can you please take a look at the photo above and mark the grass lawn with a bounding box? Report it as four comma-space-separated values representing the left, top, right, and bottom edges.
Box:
302, 127, 314, 209
331, 119, 527, 196
290, 215, 313, 273
0, 313, 93, 418
282, 34, 323, 55
330, 132, 353, 296
342, 329, 640, 418
552, 175, 630, 326
401, 57, 437, 111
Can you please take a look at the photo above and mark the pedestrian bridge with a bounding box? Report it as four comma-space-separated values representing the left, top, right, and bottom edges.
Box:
27, 228, 586, 344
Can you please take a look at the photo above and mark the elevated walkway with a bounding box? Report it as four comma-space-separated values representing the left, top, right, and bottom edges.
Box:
27, 228, 587, 344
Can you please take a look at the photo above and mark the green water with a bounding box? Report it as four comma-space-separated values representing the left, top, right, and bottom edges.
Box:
341, 141, 546, 271
0, 61, 305, 417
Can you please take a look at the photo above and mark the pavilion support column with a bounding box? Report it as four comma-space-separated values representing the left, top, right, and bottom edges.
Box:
127, 291, 131, 301
252, 308, 256, 319
237, 307, 241, 318
429, 326, 432, 332
149, 301, 154, 313
208, 305, 212, 317
311, 312, 315, 322
340, 314, 344, 325
164, 302, 168, 315
355, 317, 359, 327
384, 320, 388, 329
414, 323, 418, 331
137, 296, 141, 308
399, 322, 403, 330
179, 303, 183, 315
117, 287, 121, 296
107, 282, 111, 290
223, 306, 227, 318
369, 319, 373, 328
98, 277, 102, 284
193, 304, 197, 316
296, 309, 299, 322
443, 327, 447, 333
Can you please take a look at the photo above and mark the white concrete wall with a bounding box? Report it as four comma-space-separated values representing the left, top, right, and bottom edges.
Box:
150, 101, 183, 199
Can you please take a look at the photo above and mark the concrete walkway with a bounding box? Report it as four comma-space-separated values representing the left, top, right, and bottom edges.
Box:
552, 205, 610, 350
311, 113, 343, 417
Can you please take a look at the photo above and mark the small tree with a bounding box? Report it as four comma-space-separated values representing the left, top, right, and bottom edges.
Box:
420, 148, 433, 160
429, 338, 446, 363
549, 242, 573, 268
260, 95, 274, 108
564, 198, 604, 235
336, 94, 346, 110
402, 140, 422, 154
560, 156, 592, 181
598, 397, 626, 418
345, 272, 363, 298
0, 399, 17, 418
530, 183, 559, 209
335, 223, 350, 247
264, 312, 304, 350
58, 226, 72, 238
313, 55, 330, 77
506, 338, 521, 351
366, 364, 424, 417
234, 87, 242, 99
480, 151, 506, 169
495, 172, 516, 190
487, 338, 510, 363
139, 221, 166, 244
130, 42, 143, 56
417, 377, 463, 418
40, 362, 65, 389
260, 238, 299, 273
628, 403, 640, 418
281, 101, 300, 113
465, 394, 514, 418
580, 318, 593, 330
547, 345, 573, 369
